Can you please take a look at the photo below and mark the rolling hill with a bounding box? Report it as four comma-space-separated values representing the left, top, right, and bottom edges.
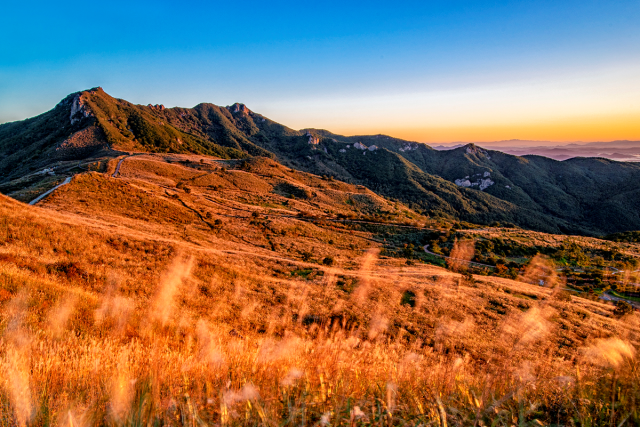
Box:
2, 87, 640, 235
1, 90, 640, 424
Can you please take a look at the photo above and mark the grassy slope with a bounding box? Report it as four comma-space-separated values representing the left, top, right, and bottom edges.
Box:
284, 129, 640, 234
0, 93, 88, 180
3, 88, 640, 235
1, 156, 639, 425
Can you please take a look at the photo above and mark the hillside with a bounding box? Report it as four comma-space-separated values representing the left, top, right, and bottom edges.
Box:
2, 88, 640, 235
0, 149, 639, 425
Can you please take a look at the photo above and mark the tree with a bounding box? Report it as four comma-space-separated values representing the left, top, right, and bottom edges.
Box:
430, 242, 443, 255
402, 243, 414, 258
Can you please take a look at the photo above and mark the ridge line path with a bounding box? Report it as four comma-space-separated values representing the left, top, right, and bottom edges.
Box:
29, 177, 72, 205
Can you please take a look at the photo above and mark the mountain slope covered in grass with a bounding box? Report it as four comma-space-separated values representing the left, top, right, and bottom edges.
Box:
0, 148, 639, 426
2, 87, 640, 235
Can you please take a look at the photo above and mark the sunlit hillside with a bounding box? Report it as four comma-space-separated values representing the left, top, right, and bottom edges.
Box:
1, 153, 639, 426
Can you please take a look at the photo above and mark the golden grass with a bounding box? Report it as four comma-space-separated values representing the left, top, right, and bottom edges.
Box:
1, 156, 640, 426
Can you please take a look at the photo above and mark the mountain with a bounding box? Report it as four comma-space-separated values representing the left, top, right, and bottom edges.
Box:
434, 140, 640, 162
2, 87, 640, 235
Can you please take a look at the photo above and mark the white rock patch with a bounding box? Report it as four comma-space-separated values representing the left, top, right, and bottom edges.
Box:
454, 171, 494, 191
70, 94, 92, 125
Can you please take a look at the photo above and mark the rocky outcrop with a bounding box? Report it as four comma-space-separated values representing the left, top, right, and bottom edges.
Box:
368, 145, 378, 151
454, 178, 472, 187
454, 171, 494, 191
306, 131, 320, 145
353, 142, 367, 150
465, 144, 491, 159
147, 104, 165, 111
477, 178, 494, 190
399, 143, 417, 152
229, 103, 250, 115
70, 94, 93, 125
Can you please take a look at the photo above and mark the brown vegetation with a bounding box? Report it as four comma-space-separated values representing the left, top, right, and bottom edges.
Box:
1, 154, 639, 426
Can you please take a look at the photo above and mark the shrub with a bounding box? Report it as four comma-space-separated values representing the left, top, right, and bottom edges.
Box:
614, 300, 634, 317
400, 290, 416, 307
322, 256, 334, 266
554, 290, 572, 302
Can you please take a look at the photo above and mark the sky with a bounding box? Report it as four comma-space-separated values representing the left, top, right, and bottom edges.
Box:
1, 0, 639, 143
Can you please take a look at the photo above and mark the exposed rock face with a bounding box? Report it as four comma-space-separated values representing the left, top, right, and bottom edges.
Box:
455, 178, 472, 187
147, 104, 165, 111
353, 142, 367, 150
70, 94, 93, 125
465, 144, 491, 159
477, 178, 494, 190
229, 103, 250, 115
454, 171, 494, 191
339, 149, 346, 153
368, 145, 378, 151
399, 143, 417, 152
304, 131, 320, 145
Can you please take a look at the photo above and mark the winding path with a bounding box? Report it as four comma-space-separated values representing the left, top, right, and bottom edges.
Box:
112, 156, 128, 177
600, 290, 640, 310
29, 177, 72, 205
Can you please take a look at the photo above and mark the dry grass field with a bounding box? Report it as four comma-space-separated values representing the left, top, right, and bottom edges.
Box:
1, 153, 639, 426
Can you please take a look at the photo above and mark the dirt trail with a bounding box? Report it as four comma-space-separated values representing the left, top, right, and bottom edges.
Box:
600, 290, 640, 309
28, 177, 72, 205
112, 153, 143, 178
112, 155, 129, 177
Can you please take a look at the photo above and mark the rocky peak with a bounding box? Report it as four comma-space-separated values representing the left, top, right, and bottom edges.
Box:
305, 131, 320, 145
228, 103, 250, 115
147, 104, 165, 111
463, 143, 490, 159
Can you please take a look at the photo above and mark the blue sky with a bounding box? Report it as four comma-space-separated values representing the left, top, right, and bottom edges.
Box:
1, 0, 639, 142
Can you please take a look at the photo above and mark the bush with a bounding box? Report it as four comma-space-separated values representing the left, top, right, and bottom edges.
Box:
554, 290, 572, 302
322, 256, 334, 266
400, 290, 416, 307
614, 300, 634, 317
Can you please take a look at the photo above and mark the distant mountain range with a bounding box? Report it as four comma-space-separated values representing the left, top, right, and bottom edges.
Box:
2, 87, 640, 235
432, 140, 640, 162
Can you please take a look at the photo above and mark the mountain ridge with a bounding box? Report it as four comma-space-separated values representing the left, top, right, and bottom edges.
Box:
2, 87, 640, 235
